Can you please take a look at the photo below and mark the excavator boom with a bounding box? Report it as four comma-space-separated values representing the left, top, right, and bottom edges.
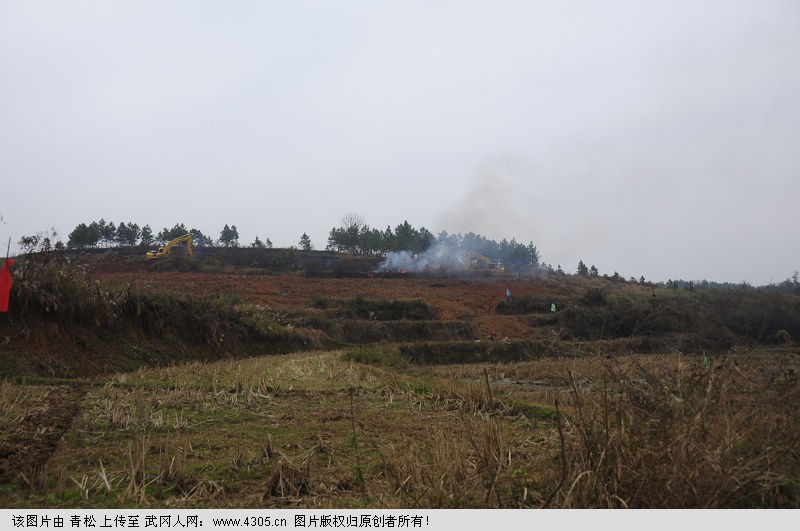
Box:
146, 234, 193, 260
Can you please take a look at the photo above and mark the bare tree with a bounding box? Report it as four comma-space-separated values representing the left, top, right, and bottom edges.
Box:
341, 213, 365, 232
340, 213, 365, 256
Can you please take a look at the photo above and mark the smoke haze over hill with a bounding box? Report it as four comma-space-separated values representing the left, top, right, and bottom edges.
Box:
1, 1, 798, 284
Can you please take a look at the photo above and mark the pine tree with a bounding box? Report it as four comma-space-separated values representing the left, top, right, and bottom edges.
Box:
219, 224, 240, 247
140, 225, 154, 247
299, 233, 313, 251
189, 228, 212, 247
67, 222, 101, 249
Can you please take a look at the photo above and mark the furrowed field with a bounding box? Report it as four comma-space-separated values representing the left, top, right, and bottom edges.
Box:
1, 249, 798, 508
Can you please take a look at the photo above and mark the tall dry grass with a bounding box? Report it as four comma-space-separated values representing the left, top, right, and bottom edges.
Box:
379, 416, 505, 508
550, 354, 800, 508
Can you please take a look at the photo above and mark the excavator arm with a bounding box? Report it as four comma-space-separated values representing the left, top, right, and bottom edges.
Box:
146, 234, 193, 260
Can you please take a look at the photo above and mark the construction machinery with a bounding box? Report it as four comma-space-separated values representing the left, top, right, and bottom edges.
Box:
466, 251, 505, 273
146, 234, 193, 260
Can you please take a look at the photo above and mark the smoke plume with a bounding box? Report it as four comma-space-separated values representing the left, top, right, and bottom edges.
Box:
376, 241, 468, 273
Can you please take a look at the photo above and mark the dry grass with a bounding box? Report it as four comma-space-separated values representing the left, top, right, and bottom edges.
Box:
1, 349, 797, 508
550, 352, 800, 508
7, 253, 797, 508
0, 380, 26, 416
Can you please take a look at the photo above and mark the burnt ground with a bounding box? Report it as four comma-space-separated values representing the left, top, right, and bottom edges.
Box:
86, 260, 568, 339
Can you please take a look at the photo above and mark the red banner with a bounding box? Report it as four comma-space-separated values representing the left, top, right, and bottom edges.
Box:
0, 258, 14, 312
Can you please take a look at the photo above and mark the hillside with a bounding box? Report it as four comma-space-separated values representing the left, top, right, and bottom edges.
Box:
3, 247, 797, 378
0, 248, 798, 508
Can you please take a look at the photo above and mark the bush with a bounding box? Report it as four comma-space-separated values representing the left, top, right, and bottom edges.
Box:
313, 297, 438, 321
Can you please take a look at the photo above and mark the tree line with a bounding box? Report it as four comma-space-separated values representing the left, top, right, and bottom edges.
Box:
64, 220, 258, 249
326, 215, 434, 256
66, 220, 212, 249
19, 217, 799, 290
60, 216, 542, 271
64, 220, 308, 251
326, 214, 541, 271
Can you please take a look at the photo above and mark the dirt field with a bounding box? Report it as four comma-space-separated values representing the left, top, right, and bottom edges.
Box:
88, 264, 567, 340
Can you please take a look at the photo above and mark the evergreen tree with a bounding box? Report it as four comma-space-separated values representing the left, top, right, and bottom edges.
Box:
67, 222, 101, 249
115, 222, 141, 246
158, 223, 190, 244
326, 226, 344, 252
411, 226, 434, 254
393, 220, 417, 251
363, 228, 385, 256
97, 219, 117, 247
189, 228, 212, 247
325, 214, 365, 255
140, 225, 154, 247
577, 260, 589, 276
219, 224, 240, 247
382, 226, 395, 252
527, 243, 541, 269
299, 233, 313, 251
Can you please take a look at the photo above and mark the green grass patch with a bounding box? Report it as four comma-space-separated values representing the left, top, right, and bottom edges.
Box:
341, 345, 410, 368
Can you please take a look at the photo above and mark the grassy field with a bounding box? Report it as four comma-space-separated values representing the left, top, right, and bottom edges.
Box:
1, 347, 797, 508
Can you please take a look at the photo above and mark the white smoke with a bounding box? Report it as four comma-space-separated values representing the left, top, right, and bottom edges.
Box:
376, 241, 468, 273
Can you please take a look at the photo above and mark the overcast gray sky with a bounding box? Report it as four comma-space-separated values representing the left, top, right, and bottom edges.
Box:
1, 1, 798, 284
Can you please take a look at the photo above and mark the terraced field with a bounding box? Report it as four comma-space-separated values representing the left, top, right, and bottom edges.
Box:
1, 251, 798, 508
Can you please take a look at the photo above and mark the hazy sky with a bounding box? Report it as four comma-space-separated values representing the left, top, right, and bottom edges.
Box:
1, 1, 798, 284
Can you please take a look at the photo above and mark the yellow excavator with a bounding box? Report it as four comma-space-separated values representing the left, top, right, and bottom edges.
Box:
146, 234, 193, 260
467, 251, 505, 273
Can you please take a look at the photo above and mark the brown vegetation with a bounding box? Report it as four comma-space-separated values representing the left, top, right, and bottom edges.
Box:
0, 250, 798, 508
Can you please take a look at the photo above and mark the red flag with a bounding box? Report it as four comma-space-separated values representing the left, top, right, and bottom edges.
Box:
0, 258, 13, 312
